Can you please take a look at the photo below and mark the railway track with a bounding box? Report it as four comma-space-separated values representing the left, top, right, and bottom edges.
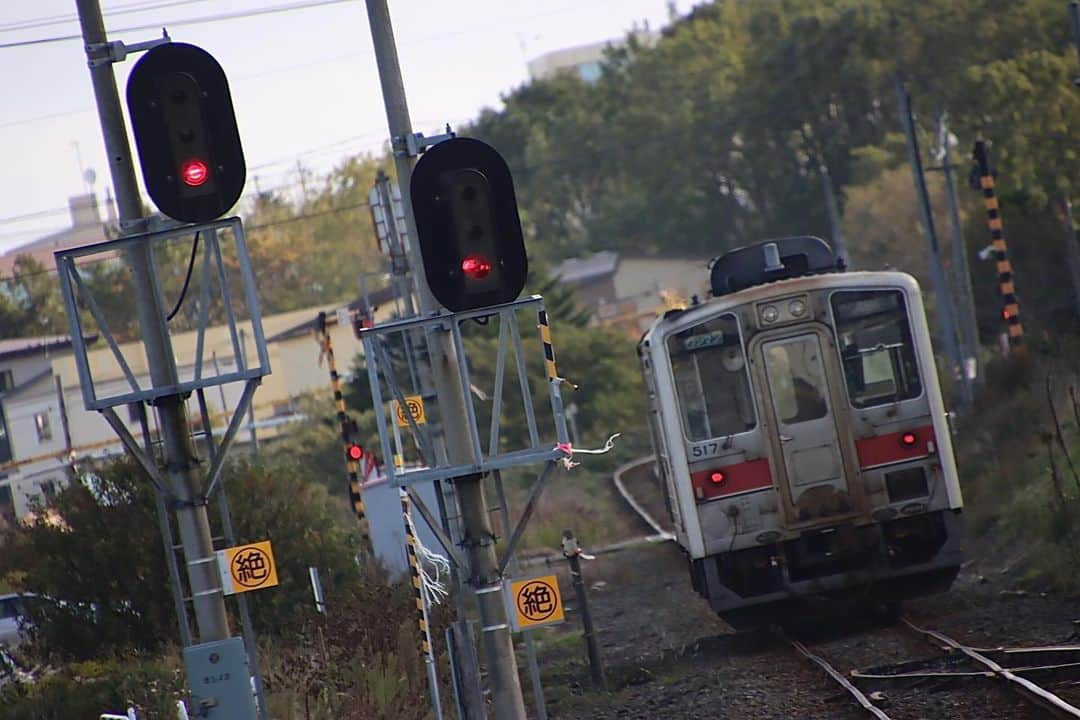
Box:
790, 617, 1080, 719
611, 455, 674, 541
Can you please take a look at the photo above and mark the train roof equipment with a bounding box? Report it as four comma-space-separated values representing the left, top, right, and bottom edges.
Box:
709, 236, 843, 298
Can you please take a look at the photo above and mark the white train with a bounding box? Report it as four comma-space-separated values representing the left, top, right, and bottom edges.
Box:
638, 237, 964, 626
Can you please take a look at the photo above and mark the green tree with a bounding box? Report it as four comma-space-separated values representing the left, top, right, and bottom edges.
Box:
0, 454, 361, 660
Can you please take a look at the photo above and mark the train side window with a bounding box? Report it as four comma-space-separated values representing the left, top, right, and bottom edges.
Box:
666, 313, 755, 441
831, 290, 922, 408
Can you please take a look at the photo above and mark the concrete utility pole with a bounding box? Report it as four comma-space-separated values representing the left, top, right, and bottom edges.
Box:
895, 78, 969, 408
363, 2, 528, 718
76, 0, 229, 642
936, 112, 980, 384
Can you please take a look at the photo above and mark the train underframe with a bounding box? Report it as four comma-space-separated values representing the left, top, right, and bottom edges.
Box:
688, 509, 964, 628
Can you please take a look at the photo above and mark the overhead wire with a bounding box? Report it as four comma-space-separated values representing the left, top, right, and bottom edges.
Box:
0, 0, 358, 50
0, 0, 216, 33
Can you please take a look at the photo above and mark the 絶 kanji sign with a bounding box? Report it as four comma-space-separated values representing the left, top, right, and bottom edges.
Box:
508, 575, 564, 630
217, 540, 279, 595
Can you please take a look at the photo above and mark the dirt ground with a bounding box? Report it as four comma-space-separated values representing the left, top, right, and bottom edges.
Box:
524, 469, 1080, 719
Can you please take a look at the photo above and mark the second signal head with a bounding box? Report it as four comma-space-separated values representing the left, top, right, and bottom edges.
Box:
410, 137, 527, 312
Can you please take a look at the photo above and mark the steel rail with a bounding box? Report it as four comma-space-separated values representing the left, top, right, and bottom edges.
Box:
902, 617, 1080, 718
789, 638, 894, 720
612, 455, 675, 540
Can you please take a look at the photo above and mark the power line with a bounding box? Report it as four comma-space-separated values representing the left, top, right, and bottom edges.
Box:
0, 0, 357, 50
0, 0, 215, 33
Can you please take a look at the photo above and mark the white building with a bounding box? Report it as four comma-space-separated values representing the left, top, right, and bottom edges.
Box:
526, 29, 658, 83
0, 289, 398, 524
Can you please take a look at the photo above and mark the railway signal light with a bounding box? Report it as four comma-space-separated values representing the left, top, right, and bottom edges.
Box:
410, 137, 527, 312
345, 443, 364, 463
126, 42, 246, 223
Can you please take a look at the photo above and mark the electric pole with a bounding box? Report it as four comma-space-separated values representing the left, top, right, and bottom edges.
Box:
363, 2, 528, 718
76, 0, 229, 643
896, 77, 970, 407
936, 111, 980, 384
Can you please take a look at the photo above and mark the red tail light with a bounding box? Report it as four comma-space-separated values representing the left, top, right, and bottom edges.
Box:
710, 471, 726, 485
900, 432, 917, 448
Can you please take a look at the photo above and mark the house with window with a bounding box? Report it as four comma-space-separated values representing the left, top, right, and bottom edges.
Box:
0, 336, 81, 528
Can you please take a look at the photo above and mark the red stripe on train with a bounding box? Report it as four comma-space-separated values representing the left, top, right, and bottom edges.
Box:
691, 458, 772, 501
855, 424, 935, 469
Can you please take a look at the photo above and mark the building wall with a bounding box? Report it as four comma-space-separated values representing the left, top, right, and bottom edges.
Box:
0, 297, 426, 523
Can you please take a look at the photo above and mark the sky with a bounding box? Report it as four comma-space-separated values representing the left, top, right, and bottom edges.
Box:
0, 0, 692, 255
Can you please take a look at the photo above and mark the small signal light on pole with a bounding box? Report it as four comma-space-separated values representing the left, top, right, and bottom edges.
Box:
411, 137, 527, 311
346, 444, 364, 462
126, 42, 245, 223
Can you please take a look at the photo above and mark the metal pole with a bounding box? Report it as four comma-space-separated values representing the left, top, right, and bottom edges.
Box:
364, 2, 528, 718
401, 489, 444, 720
820, 162, 848, 268
562, 530, 605, 689
196, 389, 269, 720
76, 0, 229, 642
494, 472, 548, 720
238, 329, 258, 454
938, 112, 980, 391
895, 78, 965, 406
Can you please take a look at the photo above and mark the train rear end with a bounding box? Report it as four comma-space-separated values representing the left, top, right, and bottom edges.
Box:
639, 238, 963, 627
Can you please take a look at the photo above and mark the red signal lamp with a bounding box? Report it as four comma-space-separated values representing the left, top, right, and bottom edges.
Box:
181, 158, 210, 187
710, 471, 726, 485
461, 254, 493, 280
346, 444, 364, 462
900, 432, 918, 448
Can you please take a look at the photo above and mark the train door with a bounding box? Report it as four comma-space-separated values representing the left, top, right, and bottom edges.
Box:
757, 331, 861, 524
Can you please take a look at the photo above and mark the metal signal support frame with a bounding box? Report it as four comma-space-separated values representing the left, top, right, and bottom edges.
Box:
71, 4, 265, 716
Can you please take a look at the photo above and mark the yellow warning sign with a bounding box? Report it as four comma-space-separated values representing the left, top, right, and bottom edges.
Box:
217, 540, 279, 595
510, 575, 564, 629
393, 395, 426, 428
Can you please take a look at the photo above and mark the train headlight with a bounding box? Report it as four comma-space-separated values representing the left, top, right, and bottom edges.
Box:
788, 298, 807, 317
760, 305, 779, 324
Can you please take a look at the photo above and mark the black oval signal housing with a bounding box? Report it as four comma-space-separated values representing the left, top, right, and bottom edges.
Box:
410, 137, 527, 312
127, 42, 245, 223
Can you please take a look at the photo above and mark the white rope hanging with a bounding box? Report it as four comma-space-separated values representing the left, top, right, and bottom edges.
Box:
556, 432, 621, 469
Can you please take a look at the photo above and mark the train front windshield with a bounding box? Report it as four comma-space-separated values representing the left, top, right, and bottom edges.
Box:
831, 290, 922, 408
667, 314, 755, 441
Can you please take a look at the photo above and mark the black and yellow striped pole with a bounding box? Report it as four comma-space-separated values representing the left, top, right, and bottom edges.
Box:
400, 488, 443, 718
973, 141, 1025, 351
316, 312, 371, 548
538, 310, 577, 390
538, 308, 574, 450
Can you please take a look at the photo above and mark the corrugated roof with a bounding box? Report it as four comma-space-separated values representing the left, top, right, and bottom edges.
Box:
551, 251, 619, 285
